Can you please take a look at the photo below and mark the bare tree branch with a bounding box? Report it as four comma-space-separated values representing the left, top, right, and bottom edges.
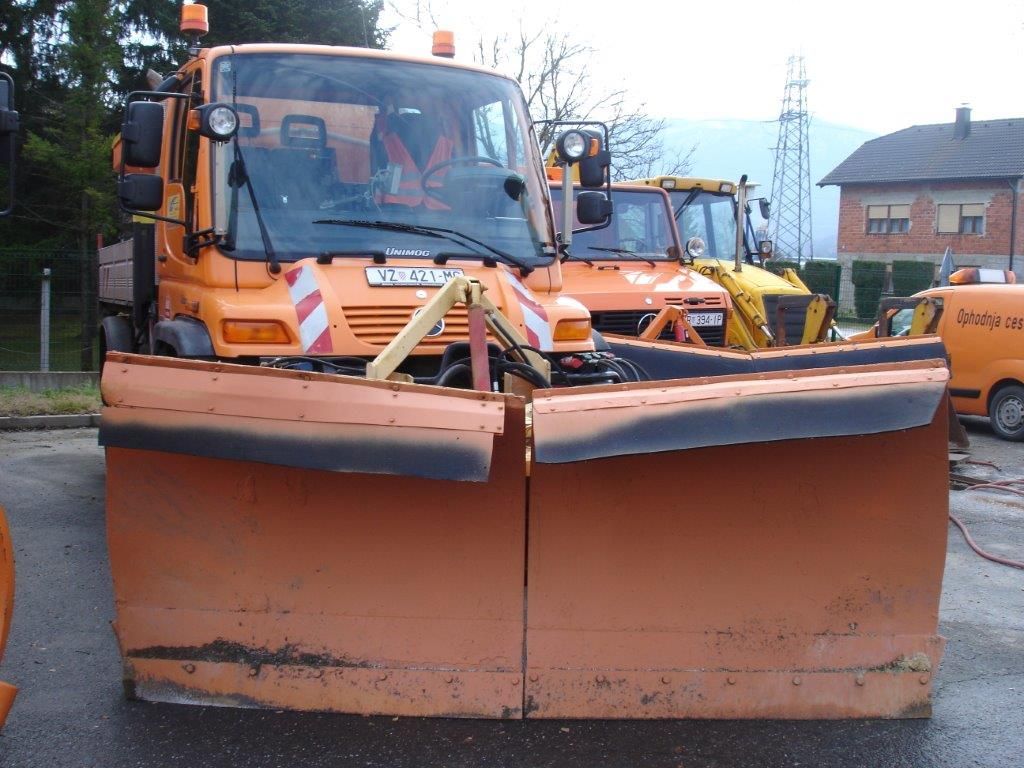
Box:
387, 2, 696, 179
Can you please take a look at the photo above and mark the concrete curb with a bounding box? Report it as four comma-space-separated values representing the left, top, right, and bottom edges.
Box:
0, 372, 99, 392
0, 414, 101, 430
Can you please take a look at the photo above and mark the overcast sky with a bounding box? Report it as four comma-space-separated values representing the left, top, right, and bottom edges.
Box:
383, 0, 1024, 135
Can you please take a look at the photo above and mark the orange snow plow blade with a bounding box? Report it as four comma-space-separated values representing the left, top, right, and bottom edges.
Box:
526, 359, 950, 719
100, 337, 951, 720
101, 355, 527, 718
0, 506, 16, 727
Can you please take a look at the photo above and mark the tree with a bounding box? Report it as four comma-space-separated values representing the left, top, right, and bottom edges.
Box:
201, 0, 388, 49
388, 3, 693, 180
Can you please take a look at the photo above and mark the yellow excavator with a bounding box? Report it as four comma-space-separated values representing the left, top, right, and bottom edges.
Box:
634, 175, 840, 349
96, 6, 952, 720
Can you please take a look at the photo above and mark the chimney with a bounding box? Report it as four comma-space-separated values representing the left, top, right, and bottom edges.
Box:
954, 105, 971, 140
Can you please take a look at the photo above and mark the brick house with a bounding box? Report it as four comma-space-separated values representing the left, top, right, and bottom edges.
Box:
819, 107, 1024, 314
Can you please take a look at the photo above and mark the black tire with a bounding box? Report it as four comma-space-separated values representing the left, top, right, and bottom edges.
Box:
989, 384, 1024, 441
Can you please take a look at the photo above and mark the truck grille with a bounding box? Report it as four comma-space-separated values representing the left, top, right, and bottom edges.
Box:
346, 305, 487, 351
591, 310, 726, 347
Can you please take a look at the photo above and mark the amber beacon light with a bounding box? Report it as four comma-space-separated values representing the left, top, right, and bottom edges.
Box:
180, 3, 209, 36
432, 30, 455, 58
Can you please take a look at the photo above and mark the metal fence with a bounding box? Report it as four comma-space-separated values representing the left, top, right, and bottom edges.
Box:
0, 248, 98, 372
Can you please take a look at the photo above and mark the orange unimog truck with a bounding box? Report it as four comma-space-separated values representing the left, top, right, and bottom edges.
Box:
97, 5, 955, 721
0, 71, 19, 728
98, 26, 629, 388
550, 180, 734, 346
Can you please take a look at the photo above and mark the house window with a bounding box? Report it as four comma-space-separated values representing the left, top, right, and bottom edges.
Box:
937, 203, 985, 234
866, 204, 910, 234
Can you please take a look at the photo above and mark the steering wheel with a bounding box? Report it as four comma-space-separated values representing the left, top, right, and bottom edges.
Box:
420, 155, 505, 201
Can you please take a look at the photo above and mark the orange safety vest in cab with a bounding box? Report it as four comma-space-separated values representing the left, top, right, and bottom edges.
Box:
372, 112, 454, 209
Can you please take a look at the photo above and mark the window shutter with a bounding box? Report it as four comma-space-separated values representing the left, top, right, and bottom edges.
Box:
889, 204, 910, 219
962, 203, 985, 218
867, 205, 888, 220
937, 205, 959, 233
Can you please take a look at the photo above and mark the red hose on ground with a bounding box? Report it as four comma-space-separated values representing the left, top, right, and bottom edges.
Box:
949, 514, 1024, 570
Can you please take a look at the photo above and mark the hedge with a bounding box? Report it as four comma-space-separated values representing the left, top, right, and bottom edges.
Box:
766, 259, 800, 277
891, 260, 935, 296
802, 261, 841, 300
851, 260, 887, 320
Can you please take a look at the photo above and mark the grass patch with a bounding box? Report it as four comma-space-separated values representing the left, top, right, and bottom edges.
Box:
0, 385, 102, 416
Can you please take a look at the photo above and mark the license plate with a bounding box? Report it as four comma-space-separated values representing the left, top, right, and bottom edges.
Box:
365, 267, 464, 287
688, 311, 724, 327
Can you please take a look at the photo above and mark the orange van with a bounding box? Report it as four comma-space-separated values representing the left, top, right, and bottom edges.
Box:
872, 280, 1024, 439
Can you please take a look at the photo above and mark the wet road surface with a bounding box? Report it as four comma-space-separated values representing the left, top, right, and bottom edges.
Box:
0, 420, 1021, 767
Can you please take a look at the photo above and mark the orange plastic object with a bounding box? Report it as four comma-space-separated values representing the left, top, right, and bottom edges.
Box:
0, 506, 17, 728
180, 3, 209, 36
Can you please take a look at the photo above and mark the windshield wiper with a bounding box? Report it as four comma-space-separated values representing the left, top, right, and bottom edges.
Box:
560, 248, 594, 267
673, 188, 701, 220
224, 142, 281, 274
223, 58, 280, 275
586, 246, 656, 268
313, 218, 535, 275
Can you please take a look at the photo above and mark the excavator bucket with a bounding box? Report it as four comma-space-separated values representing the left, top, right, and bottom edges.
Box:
100, 355, 527, 718
526, 355, 950, 719
99, 333, 951, 720
0, 506, 16, 727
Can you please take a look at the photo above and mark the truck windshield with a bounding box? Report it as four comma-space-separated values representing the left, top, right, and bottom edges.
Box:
551, 187, 677, 261
210, 52, 555, 266
668, 190, 737, 259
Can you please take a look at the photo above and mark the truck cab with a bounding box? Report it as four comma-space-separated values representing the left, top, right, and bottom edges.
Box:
634, 176, 827, 349
550, 182, 733, 345
102, 36, 604, 384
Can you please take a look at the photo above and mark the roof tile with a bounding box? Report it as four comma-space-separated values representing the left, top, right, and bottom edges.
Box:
818, 118, 1024, 186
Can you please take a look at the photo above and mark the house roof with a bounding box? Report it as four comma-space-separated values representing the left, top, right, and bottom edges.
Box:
818, 117, 1024, 186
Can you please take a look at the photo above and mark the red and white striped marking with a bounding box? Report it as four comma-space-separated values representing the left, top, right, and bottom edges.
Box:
284, 266, 333, 354
504, 270, 553, 350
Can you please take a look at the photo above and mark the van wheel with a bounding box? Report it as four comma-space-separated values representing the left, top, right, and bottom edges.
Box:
990, 385, 1024, 441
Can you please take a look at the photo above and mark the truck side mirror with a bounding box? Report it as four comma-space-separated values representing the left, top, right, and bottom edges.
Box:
118, 173, 164, 211
577, 129, 610, 189
122, 101, 164, 168
759, 199, 770, 219
577, 191, 612, 225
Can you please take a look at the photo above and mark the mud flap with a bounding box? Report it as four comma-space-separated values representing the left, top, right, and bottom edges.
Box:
526, 361, 950, 718
101, 355, 526, 718
0, 506, 16, 727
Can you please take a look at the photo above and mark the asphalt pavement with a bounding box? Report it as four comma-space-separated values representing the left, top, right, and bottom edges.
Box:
0, 420, 1021, 767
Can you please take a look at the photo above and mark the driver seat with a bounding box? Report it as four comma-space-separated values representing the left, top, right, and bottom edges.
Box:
371, 111, 454, 209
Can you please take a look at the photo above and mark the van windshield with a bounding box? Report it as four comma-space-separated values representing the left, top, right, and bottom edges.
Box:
210, 52, 556, 267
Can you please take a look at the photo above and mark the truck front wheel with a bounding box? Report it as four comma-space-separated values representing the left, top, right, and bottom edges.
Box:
989, 384, 1024, 441
100, 316, 134, 364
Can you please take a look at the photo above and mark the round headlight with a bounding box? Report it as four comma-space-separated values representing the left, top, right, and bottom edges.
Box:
207, 105, 238, 138
685, 236, 706, 259
556, 130, 588, 163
